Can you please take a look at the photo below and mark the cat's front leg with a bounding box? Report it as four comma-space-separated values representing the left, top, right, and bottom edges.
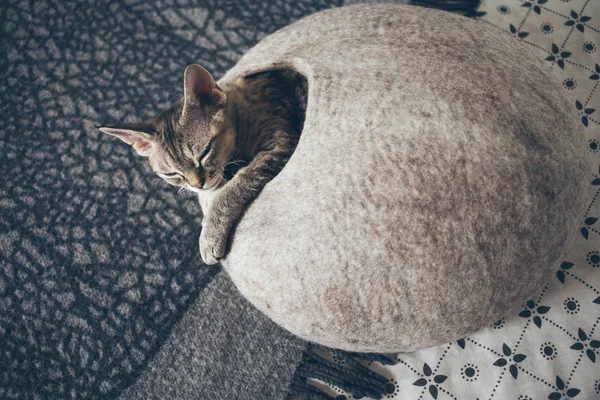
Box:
199, 145, 292, 264
197, 188, 225, 264
199, 209, 229, 265
199, 184, 244, 264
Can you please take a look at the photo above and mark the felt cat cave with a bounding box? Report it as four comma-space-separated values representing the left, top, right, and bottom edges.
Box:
214, 4, 589, 352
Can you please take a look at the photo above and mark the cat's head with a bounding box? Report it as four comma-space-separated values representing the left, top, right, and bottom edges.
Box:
99, 64, 233, 191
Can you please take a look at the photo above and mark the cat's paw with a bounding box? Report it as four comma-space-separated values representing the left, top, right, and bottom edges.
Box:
199, 223, 228, 265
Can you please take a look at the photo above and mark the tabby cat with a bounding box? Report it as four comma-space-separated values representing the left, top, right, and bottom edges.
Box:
99, 64, 307, 264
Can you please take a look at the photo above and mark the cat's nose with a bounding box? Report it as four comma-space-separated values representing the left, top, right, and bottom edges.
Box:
189, 175, 205, 189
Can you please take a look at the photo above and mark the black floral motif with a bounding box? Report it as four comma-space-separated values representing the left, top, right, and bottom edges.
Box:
540, 342, 558, 360
575, 99, 596, 127
548, 376, 581, 399
460, 363, 479, 381
564, 298, 580, 314
457, 338, 466, 349
545, 43, 572, 69
518, 299, 551, 328
592, 170, 600, 187
570, 328, 599, 362
412, 363, 447, 399
509, 24, 529, 39
563, 78, 577, 89
541, 22, 554, 34
587, 251, 600, 266
493, 343, 527, 379
589, 64, 600, 81
384, 379, 398, 398
491, 319, 505, 329
565, 10, 591, 33
497, 5, 511, 14
522, 0, 547, 14
557, 261, 575, 283
595, 379, 600, 394
588, 140, 600, 153
518, 396, 532, 400
584, 41, 597, 54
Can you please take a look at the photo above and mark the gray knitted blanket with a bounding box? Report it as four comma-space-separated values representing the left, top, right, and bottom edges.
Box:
0, 1, 480, 399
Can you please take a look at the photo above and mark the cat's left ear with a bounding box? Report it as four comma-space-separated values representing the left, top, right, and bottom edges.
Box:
98, 122, 156, 157
182, 64, 226, 113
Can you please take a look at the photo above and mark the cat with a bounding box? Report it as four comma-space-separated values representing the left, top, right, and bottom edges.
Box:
99, 64, 307, 264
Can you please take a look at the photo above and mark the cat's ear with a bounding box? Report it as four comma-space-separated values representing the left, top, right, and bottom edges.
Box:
182, 64, 226, 112
98, 123, 156, 157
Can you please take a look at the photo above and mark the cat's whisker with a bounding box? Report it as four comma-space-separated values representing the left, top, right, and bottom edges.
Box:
178, 186, 196, 195
222, 154, 245, 166
224, 159, 245, 168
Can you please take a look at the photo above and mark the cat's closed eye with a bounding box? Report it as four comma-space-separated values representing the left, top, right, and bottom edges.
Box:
158, 172, 184, 184
161, 172, 182, 178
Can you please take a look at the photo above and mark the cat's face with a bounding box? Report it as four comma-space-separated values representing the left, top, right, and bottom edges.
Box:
99, 64, 233, 191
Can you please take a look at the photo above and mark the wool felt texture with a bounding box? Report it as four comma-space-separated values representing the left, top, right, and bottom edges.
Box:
1, 1, 405, 399
359, 0, 600, 397
216, 4, 591, 352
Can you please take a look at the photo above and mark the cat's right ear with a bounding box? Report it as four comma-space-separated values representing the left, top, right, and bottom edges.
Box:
182, 64, 226, 115
98, 123, 156, 157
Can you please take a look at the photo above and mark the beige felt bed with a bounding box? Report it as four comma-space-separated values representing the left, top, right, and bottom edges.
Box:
307, 0, 600, 398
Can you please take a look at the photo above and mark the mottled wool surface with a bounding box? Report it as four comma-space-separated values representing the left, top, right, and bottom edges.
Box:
218, 4, 590, 352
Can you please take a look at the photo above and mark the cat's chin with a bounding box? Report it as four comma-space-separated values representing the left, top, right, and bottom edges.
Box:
184, 174, 225, 193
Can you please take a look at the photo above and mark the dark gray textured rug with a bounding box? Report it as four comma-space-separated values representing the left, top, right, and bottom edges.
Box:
0, 0, 478, 398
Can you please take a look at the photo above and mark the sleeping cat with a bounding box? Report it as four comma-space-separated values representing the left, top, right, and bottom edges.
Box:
99, 64, 307, 264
